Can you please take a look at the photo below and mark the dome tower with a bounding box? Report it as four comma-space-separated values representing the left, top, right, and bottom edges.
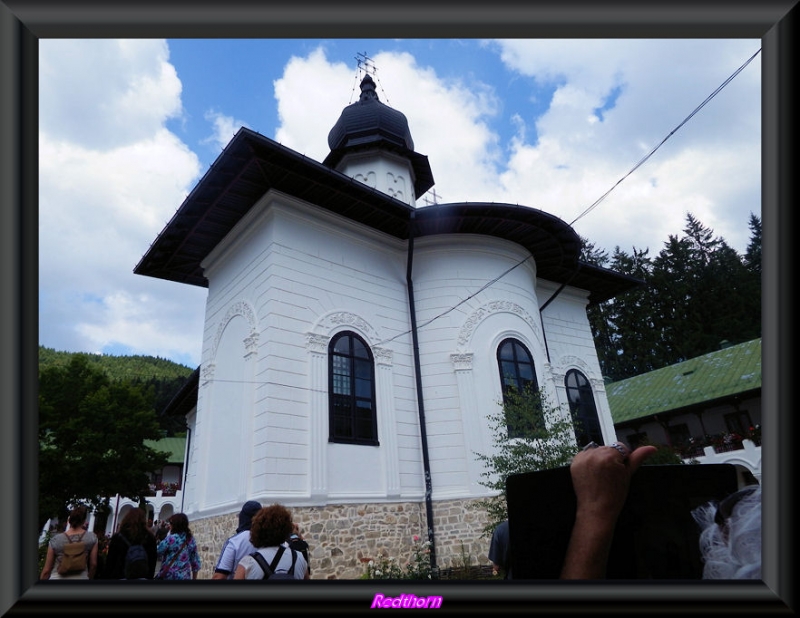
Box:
323, 74, 434, 207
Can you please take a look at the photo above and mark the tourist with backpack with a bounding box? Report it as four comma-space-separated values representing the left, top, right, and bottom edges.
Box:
102, 508, 157, 579
39, 505, 99, 580
288, 522, 311, 576
233, 504, 309, 580
212, 500, 262, 579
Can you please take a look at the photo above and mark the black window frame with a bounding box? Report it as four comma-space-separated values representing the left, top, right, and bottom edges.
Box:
497, 338, 540, 439
328, 331, 379, 446
724, 410, 753, 436
667, 422, 692, 448
565, 368, 604, 448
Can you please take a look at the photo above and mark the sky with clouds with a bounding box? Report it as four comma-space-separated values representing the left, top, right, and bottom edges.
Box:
38, 38, 762, 369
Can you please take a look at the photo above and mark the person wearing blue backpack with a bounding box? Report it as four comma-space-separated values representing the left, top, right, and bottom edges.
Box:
103, 508, 157, 579
233, 504, 309, 580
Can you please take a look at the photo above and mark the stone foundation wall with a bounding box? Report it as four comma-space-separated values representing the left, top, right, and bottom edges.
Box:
428, 498, 493, 571
190, 497, 494, 580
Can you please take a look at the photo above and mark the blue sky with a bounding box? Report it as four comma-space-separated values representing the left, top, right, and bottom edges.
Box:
164, 39, 554, 168
38, 38, 761, 368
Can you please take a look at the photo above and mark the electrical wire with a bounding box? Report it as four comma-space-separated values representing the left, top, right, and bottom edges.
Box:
156, 49, 762, 379
383, 48, 762, 344
375, 254, 532, 346
569, 47, 761, 227
280, 48, 762, 353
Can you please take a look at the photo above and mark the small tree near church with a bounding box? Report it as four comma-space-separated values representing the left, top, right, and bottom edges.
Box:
474, 384, 579, 536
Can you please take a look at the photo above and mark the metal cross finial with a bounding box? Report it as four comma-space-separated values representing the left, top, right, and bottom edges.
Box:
355, 52, 377, 77
352, 52, 390, 105
422, 189, 441, 206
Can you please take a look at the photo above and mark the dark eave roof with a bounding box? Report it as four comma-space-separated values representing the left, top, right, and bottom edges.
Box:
134, 127, 415, 287
162, 366, 199, 418
134, 127, 641, 304
412, 202, 643, 303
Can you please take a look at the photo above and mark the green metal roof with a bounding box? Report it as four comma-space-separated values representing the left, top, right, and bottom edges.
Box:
606, 338, 761, 424
144, 437, 186, 464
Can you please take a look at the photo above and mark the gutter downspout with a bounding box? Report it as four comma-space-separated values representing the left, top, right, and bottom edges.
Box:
111, 494, 120, 534
180, 427, 191, 514
538, 263, 582, 363
406, 211, 437, 575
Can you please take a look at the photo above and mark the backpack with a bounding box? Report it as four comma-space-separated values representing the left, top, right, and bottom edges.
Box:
120, 534, 149, 579
288, 536, 311, 574
57, 530, 88, 576
250, 546, 297, 580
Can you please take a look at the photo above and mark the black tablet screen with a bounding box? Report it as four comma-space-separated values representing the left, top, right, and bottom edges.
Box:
506, 463, 740, 579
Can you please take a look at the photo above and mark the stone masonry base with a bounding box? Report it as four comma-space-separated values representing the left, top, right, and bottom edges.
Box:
191, 497, 494, 580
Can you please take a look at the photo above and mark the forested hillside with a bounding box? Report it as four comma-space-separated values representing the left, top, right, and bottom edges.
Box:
38, 348, 197, 526
38, 346, 194, 437
38, 346, 194, 381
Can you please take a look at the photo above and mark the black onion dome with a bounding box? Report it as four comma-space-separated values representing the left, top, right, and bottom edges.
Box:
323, 74, 434, 197
327, 75, 415, 151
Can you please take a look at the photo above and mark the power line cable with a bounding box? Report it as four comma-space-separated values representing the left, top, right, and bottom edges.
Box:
349, 49, 762, 348
375, 255, 532, 346
393, 49, 762, 342
569, 47, 761, 227
150, 50, 762, 372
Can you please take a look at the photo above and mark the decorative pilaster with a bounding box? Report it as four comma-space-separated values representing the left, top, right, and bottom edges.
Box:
375, 347, 401, 498
450, 353, 486, 493
306, 333, 329, 501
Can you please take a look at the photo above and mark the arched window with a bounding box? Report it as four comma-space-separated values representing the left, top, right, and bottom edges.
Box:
565, 369, 603, 447
497, 338, 540, 438
328, 331, 378, 445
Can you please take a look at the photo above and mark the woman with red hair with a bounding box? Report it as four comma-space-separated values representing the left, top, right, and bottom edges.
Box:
234, 504, 309, 580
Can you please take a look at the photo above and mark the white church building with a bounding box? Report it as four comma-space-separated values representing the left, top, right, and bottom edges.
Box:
134, 74, 642, 579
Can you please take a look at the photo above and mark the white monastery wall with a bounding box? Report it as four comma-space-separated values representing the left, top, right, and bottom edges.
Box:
536, 281, 617, 443
408, 236, 549, 500
191, 191, 428, 517
179, 191, 620, 576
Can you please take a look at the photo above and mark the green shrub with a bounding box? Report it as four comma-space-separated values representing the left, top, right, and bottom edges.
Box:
361, 536, 432, 580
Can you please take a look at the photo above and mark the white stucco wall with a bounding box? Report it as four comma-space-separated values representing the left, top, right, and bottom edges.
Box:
408, 235, 550, 499
334, 149, 418, 206
189, 192, 422, 518
183, 189, 614, 522
537, 281, 618, 445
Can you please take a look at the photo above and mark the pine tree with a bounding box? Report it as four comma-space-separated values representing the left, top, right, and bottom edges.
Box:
592, 213, 762, 378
